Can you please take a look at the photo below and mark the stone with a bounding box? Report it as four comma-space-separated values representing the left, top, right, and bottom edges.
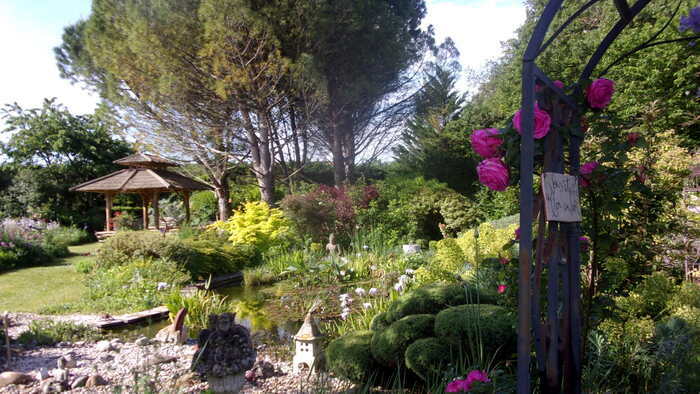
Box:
57, 355, 76, 369
70, 376, 88, 389
325, 233, 339, 255
56, 341, 71, 348
292, 312, 324, 374
155, 324, 188, 345
402, 244, 421, 254
140, 354, 177, 369
35, 367, 50, 381
175, 372, 197, 388
74, 341, 86, 347
50, 369, 68, 383
98, 354, 114, 363
191, 312, 256, 393
95, 340, 113, 352
134, 336, 150, 346
85, 374, 107, 388
0, 372, 34, 388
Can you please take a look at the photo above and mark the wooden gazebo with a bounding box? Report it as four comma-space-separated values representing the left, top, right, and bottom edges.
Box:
71, 153, 211, 231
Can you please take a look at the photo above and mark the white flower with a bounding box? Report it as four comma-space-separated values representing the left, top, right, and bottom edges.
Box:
405, 269, 415, 275
398, 274, 410, 285
362, 302, 372, 310
363, 245, 369, 250
355, 287, 366, 297
370, 265, 377, 271
341, 311, 350, 320
156, 282, 169, 291
394, 283, 404, 292
356, 253, 362, 257
368, 288, 378, 296
342, 307, 351, 313
340, 270, 346, 276
341, 257, 349, 263
339, 293, 350, 300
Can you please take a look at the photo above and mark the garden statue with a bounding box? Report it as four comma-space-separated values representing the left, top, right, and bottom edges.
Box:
191, 313, 256, 393
325, 233, 339, 255
292, 310, 324, 374
156, 307, 188, 344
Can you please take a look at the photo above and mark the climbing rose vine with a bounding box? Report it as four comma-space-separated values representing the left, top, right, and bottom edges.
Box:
512, 103, 552, 139
585, 78, 615, 109
470, 128, 503, 158
477, 158, 509, 191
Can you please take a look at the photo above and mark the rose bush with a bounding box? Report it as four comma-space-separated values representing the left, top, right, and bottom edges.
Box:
476, 158, 509, 191
585, 78, 615, 109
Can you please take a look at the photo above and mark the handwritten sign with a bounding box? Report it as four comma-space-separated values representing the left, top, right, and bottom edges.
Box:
541, 172, 582, 222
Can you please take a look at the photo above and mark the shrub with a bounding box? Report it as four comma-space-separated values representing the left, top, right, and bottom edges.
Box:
0, 240, 51, 271
190, 190, 218, 224
85, 258, 189, 313
326, 330, 386, 384
96, 231, 179, 268
43, 226, 91, 246
371, 314, 435, 367
17, 320, 103, 346
113, 211, 141, 230
614, 272, 678, 320
434, 304, 516, 360
210, 201, 292, 254
405, 337, 452, 380
165, 290, 232, 330
383, 283, 492, 325
668, 281, 700, 310
370, 312, 391, 331
74, 259, 95, 274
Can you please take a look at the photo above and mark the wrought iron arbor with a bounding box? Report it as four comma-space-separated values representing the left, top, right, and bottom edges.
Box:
515, 0, 696, 392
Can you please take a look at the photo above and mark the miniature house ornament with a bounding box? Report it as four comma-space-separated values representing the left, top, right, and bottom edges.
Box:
293, 312, 324, 373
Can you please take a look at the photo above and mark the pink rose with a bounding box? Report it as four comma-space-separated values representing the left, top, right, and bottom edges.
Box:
470, 128, 503, 158
466, 370, 491, 385
498, 285, 507, 294
586, 78, 615, 109
553, 80, 565, 90
477, 158, 509, 191
513, 104, 551, 139
627, 132, 640, 145
445, 379, 469, 392
580, 161, 599, 175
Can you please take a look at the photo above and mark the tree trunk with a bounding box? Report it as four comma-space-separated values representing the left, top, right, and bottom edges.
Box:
331, 126, 347, 186
242, 108, 276, 206
214, 176, 231, 221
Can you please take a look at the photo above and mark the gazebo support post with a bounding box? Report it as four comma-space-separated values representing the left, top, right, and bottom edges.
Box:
183, 191, 191, 224
105, 192, 114, 231
141, 193, 150, 230
153, 191, 160, 230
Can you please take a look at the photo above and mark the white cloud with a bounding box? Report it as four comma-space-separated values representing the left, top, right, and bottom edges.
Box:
425, 0, 526, 91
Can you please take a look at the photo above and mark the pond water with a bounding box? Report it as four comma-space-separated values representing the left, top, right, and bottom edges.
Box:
114, 284, 301, 343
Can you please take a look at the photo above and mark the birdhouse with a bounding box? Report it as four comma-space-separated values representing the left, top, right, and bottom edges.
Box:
292, 312, 324, 373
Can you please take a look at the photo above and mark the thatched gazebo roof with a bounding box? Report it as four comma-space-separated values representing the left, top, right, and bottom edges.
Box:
70, 153, 211, 231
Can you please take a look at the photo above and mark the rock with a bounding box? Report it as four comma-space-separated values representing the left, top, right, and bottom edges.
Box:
35, 367, 50, 381
85, 374, 107, 388
71, 376, 88, 389
57, 355, 76, 369
110, 338, 123, 345
74, 341, 86, 347
140, 354, 178, 369
95, 340, 113, 352
175, 372, 197, 388
56, 341, 71, 348
50, 369, 68, 383
155, 324, 188, 345
402, 244, 421, 254
0, 372, 34, 387
134, 336, 150, 346
98, 354, 114, 363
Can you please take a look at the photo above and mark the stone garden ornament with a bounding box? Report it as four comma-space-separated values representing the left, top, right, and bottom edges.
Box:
292, 311, 324, 374
192, 313, 256, 393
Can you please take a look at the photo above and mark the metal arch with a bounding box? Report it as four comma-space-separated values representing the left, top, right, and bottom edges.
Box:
517, 0, 659, 392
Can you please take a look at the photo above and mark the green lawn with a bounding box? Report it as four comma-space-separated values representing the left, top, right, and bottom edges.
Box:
0, 243, 99, 314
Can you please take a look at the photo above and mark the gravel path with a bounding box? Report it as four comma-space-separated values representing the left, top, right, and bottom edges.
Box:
0, 313, 355, 393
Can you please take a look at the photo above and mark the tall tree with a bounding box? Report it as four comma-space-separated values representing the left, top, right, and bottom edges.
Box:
55, 0, 311, 214
0, 99, 133, 227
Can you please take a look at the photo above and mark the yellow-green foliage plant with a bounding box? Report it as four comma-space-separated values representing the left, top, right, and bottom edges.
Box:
209, 201, 292, 254
415, 222, 517, 285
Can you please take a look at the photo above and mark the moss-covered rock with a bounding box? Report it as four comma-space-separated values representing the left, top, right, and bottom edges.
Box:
384, 283, 494, 324
371, 314, 435, 367
404, 337, 452, 380
326, 330, 384, 383
435, 304, 516, 360
370, 311, 391, 331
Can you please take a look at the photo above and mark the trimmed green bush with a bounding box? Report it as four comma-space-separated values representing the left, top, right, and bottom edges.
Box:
371, 314, 435, 367
405, 337, 452, 380
435, 304, 516, 360
326, 330, 387, 384
383, 283, 493, 324
370, 311, 391, 331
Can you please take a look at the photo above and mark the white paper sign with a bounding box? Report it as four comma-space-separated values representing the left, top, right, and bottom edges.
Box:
542, 172, 582, 222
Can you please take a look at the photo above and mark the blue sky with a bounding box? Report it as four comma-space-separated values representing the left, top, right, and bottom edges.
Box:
0, 0, 525, 122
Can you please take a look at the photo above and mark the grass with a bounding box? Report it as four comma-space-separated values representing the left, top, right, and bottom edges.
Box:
0, 242, 99, 314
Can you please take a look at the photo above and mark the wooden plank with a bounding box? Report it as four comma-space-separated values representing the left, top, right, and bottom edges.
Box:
94, 306, 170, 329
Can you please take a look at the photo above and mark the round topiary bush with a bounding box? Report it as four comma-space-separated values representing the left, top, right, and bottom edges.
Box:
326, 330, 383, 384
370, 311, 391, 331
404, 337, 452, 380
371, 314, 435, 367
383, 283, 493, 324
434, 304, 516, 360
